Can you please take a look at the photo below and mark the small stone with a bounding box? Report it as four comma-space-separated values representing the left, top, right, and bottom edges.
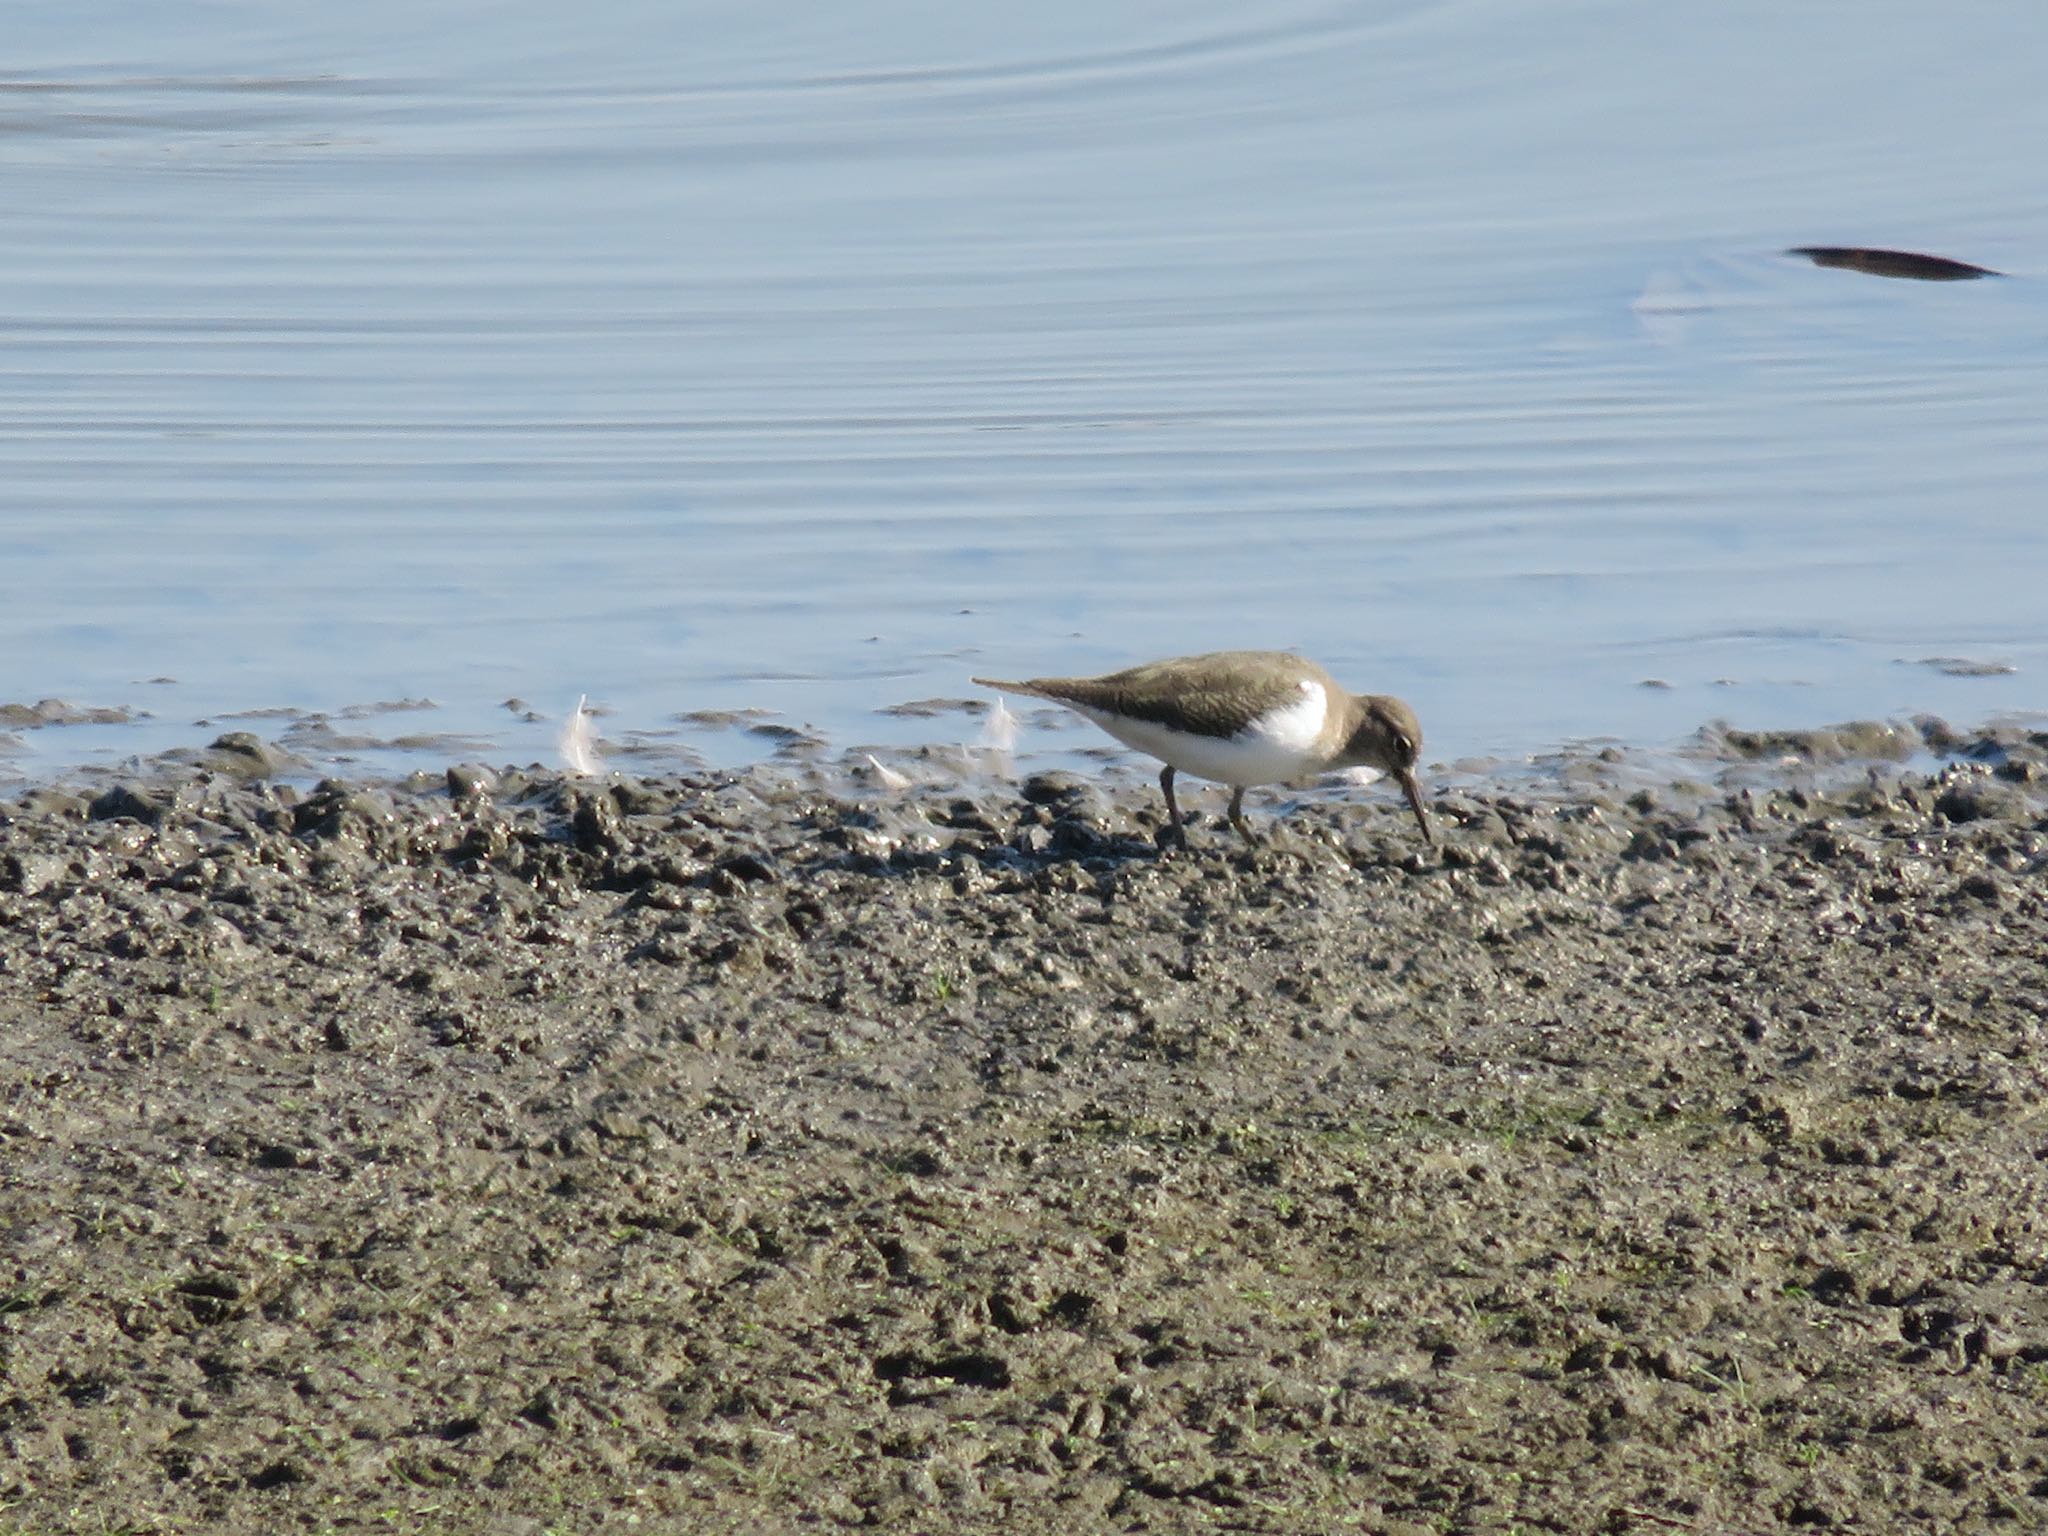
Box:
447, 763, 497, 799
201, 731, 294, 779
1933, 780, 2026, 826
1, 852, 68, 896
90, 783, 167, 824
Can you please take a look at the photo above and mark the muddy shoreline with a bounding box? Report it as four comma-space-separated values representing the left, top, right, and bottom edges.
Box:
3, 720, 2047, 1533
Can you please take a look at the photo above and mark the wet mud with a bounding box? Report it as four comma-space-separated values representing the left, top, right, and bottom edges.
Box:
3, 721, 2047, 1533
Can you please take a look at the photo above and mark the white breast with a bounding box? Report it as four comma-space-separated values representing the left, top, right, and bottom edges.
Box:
1071, 680, 1330, 787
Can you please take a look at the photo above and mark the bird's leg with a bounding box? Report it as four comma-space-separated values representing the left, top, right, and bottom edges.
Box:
1227, 785, 1260, 847
1157, 765, 1189, 847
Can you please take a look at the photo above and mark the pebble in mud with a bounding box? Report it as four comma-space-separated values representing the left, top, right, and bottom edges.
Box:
159, 731, 302, 781
0, 725, 2045, 1532
445, 762, 498, 799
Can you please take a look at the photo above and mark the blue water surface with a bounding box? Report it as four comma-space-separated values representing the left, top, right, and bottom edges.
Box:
4, 2, 2045, 781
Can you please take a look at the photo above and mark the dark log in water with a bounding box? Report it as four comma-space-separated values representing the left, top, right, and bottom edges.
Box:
1788, 246, 2002, 281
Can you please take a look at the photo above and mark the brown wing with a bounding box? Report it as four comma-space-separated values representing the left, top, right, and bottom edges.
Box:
992, 651, 1328, 738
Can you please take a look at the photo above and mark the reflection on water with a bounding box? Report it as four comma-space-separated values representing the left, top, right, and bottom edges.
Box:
3, 1, 2046, 784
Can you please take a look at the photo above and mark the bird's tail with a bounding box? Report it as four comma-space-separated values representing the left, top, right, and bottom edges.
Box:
970, 675, 1051, 700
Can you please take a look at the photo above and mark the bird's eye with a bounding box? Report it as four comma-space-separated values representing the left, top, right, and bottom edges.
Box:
1394, 734, 1413, 757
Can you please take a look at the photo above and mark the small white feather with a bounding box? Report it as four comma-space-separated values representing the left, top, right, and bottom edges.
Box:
978, 697, 1019, 776
863, 753, 913, 792
559, 694, 600, 777
980, 697, 1019, 754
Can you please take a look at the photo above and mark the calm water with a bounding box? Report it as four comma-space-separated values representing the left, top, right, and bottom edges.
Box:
4, 2, 2045, 783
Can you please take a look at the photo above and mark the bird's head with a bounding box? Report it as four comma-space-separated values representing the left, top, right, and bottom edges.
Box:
1346, 696, 1432, 844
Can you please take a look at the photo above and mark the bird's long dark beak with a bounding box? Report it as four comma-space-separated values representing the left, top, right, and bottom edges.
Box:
1397, 769, 1434, 844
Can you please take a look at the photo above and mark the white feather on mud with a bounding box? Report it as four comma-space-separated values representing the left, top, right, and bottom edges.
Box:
559, 695, 600, 776
862, 754, 913, 792
978, 697, 1018, 773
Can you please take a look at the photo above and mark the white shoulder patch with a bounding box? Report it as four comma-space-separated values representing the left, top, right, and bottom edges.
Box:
1243, 680, 1327, 754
